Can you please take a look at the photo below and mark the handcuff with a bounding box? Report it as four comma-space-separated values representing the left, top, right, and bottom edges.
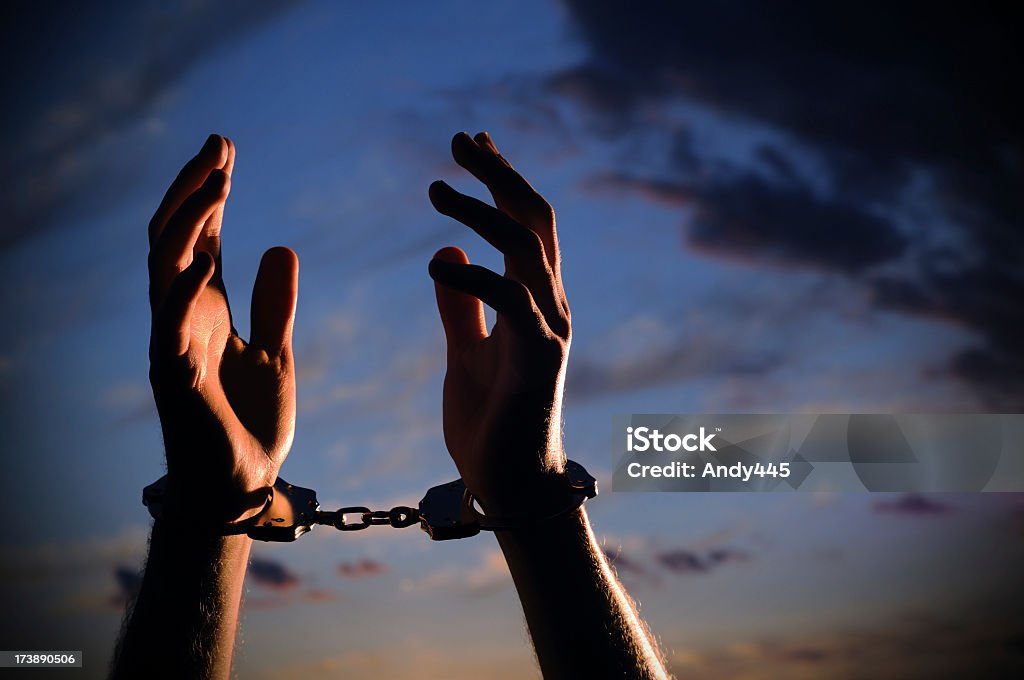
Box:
143, 460, 597, 542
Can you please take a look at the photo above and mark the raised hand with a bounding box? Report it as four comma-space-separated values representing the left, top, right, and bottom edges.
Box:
147, 134, 299, 524
428, 133, 667, 679
428, 131, 572, 515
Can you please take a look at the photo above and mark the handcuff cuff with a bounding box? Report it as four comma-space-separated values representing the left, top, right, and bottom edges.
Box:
143, 460, 597, 542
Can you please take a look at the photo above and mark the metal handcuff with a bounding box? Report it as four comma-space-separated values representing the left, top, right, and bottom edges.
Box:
143, 460, 597, 541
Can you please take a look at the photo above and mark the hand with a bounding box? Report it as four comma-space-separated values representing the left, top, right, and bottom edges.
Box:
428, 132, 571, 514
147, 134, 299, 525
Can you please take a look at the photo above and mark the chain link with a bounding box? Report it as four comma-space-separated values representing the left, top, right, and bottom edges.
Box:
314, 505, 420, 531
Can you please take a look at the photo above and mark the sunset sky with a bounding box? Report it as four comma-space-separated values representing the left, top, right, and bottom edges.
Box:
1, 1, 1022, 677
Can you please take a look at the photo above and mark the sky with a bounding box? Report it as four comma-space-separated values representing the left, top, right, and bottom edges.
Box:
1, 1, 1022, 677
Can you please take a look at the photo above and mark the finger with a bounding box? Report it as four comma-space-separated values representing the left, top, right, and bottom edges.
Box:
429, 181, 564, 330
429, 246, 486, 352
474, 131, 500, 156
428, 258, 542, 335
148, 134, 230, 245
451, 131, 535, 205
149, 169, 229, 305
451, 131, 560, 268
250, 246, 299, 361
222, 136, 236, 175
430, 180, 545, 265
196, 136, 236, 265
153, 251, 215, 358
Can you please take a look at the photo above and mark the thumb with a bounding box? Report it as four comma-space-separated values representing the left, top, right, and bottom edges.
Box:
250, 246, 299, 360
429, 246, 486, 353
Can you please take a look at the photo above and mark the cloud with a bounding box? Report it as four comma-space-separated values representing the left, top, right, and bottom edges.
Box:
245, 556, 339, 609
338, 558, 388, 579
588, 172, 907, 274
110, 565, 143, 608
602, 546, 648, 576
301, 588, 337, 603
566, 311, 784, 401
263, 643, 533, 680
551, 1, 1024, 407
0, 526, 149, 582
568, 344, 782, 401
601, 530, 753, 580
664, 606, 1024, 679
399, 549, 510, 597
0, 0, 304, 250
558, 2, 1019, 164
247, 557, 301, 591
873, 494, 955, 516
655, 547, 750, 575
103, 380, 156, 427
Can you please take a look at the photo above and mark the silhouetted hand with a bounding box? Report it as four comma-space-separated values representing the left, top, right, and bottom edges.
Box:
147, 134, 299, 525
429, 131, 571, 515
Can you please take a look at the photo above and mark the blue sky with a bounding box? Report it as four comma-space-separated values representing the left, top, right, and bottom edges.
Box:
1, 1, 1022, 677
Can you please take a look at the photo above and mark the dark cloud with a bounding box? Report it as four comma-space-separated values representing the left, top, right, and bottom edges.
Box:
247, 557, 300, 590
669, 608, 1024, 678
337, 558, 388, 579
655, 547, 749, 575
110, 565, 143, 607
601, 547, 647, 576
870, 271, 1024, 409
873, 493, 954, 516
568, 333, 782, 401
556, 1, 1024, 406
589, 171, 906, 273
560, 2, 1021, 163
0, 0, 303, 251
301, 589, 336, 603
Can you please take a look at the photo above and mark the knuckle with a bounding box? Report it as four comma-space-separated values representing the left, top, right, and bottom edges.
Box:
510, 280, 534, 309
212, 172, 231, 199
527, 195, 555, 224
517, 228, 545, 260
536, 333, 567, 366
549, 313, 571, 340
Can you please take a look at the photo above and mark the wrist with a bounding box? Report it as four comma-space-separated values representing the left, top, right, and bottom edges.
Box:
152, 472, 273, 528
472, 459, 596, 526
493, 506, 592, 575
470, 445, 567, 516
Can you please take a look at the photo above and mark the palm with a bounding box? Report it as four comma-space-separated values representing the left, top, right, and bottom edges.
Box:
186, 285, 291, 470
443, 329, 509, 472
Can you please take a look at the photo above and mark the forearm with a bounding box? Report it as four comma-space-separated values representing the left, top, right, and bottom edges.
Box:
497, 507, 669, 680
111, 522, 251, 679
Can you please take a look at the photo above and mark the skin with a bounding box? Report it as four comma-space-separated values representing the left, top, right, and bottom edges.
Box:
112, 134, 298, 679
429, 131, 668, 679
113, 132, 667, 680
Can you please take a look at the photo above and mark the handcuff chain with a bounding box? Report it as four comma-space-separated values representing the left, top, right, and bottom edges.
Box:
314, 505, 421, 531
